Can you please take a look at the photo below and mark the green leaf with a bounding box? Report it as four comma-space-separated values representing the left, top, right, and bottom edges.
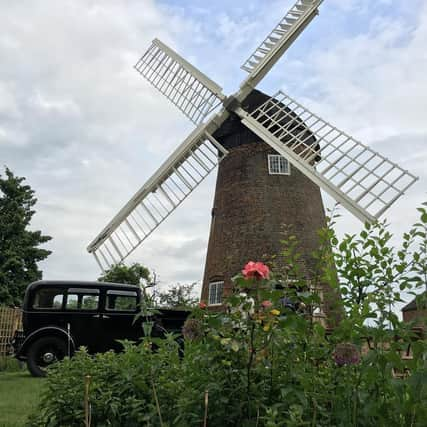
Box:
220, 338, 231, 346
142, 321, 153, 337
230, 340, 240, 352
396, 264, 405, 274
339, 241, 347, 251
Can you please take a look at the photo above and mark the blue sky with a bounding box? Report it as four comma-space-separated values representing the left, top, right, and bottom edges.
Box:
152, 0, 422, 91
1, 0, 426, 306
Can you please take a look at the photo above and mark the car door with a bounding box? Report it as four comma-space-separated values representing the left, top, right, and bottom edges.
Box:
62, 287, 102, 353
27, 286, 67, 334
98, 288, 143, 351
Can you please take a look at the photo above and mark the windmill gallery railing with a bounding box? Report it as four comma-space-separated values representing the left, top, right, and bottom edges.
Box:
0, 307, 22, 356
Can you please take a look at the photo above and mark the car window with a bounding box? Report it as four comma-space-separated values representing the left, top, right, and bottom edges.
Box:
32, 288, 65, 310
66, 294, 79, 309
106, 290, 138, 312
65, 289, 100, 311
81, 295, 99, 310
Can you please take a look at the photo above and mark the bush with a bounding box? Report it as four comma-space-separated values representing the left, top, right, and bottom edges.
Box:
28, 339, 182, 426
0, 356, 24, 372
29, 205, 427, 426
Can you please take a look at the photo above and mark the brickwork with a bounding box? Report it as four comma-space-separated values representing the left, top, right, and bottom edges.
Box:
201, 140, 341, 321
403, 308, 427, 328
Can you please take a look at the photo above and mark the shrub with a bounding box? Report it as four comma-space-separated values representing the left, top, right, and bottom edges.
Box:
0, 356, 24, 372
29, 205, 427, 426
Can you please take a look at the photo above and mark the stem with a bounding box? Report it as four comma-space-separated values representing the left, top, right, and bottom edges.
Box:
311, 397, 317, 427
84, 375, 91, 427
268, 336, 274, 401
352, 367, 360, 427
246, 322, 256, 419
331, 367, 338, 422
151, 373, 164, 427
203, 390, 209, 427
410, 406, 416, 427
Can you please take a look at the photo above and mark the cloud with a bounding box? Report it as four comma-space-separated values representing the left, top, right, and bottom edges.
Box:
1, 0, 425, 306
279, 1, 427, 313
0, 0, 201, 280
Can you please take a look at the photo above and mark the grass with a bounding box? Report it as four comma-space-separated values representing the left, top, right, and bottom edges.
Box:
0, 370, 45, 427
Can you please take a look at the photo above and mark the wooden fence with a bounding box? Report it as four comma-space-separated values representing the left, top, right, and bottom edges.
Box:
0, 307, 22, 356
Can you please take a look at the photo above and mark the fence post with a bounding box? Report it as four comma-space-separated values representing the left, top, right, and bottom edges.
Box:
84, 375, 91, 427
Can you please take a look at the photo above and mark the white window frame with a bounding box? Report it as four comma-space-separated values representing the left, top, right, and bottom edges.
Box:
268, 154, 290, 175
208, 281, 224, 306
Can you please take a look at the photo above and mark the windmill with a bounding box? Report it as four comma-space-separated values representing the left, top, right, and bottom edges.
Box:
87, 0, 418, 319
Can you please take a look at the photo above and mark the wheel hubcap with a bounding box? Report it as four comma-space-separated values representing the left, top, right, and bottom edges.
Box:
42, 352, 55, 363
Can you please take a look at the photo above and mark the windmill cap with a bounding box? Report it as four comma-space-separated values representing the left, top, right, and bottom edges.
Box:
213, 89, 319, 157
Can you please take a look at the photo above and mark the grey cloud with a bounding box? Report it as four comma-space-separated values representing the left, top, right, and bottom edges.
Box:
1, 1, 426, 303
1, 0, 205, 286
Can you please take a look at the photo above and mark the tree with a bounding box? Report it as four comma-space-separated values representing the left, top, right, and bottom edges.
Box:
98, 265, 198, 309
0, 167, 52, 306
98, 263, 151, 286
157, 283, 198, 309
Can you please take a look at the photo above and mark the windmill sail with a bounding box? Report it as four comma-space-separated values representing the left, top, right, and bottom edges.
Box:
87, 127, 227, 270
237, 91, 418, 223
240, 0, 322, 81
88, 1, 419, 273
135, 39, 226, 125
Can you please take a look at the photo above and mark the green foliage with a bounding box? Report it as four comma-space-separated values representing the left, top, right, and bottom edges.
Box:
99, 265, 198, 309
29, 205, 427, 426
28, 340, 182, 427
0, 167, 52, 306
98, 263, 151, 286
0, 356, 24, 372
157, 282, 198, 309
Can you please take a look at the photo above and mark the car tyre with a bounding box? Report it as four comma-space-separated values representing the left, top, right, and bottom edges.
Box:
27, 336, 67, 377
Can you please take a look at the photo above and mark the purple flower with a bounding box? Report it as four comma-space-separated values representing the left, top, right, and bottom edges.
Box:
333, 343, 361, 367
182, 319, 204, 342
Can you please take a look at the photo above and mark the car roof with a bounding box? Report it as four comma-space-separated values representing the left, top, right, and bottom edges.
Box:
26, 280, 140, 292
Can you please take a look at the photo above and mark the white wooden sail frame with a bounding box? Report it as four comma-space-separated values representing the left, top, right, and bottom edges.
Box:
135, 39, 225, 125
88, 0, 418, 269
87, 126, 227, 270
235, 91, 418, 223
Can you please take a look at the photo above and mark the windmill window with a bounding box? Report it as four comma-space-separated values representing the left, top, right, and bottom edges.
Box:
208, 281, 224, 305
268, 155, 290, 175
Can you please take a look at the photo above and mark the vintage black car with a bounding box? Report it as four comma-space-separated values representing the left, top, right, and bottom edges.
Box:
13, 280, 189, 377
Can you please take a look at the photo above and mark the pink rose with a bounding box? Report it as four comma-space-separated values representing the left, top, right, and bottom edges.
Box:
261, 300, 273, 308
199, 301, 207, 309
242, 261, 270, 280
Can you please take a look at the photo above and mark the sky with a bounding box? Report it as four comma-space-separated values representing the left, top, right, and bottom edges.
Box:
1, 0, 426, 300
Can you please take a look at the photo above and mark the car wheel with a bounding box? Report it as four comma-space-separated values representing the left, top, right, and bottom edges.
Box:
27, 336, 67, 377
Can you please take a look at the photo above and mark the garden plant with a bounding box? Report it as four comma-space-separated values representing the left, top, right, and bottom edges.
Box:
29, 205, 427, 426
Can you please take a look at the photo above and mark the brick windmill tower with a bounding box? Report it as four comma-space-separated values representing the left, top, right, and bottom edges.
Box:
87, 0, 417, 323
200, 89, 329, 311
